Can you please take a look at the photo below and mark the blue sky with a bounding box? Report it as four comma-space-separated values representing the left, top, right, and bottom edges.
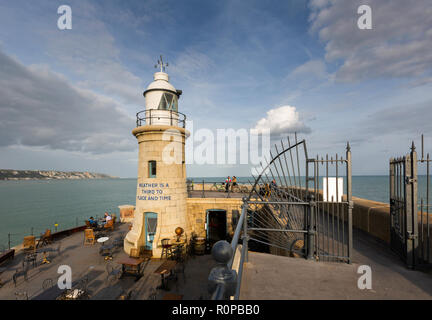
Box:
1, 0, 432, 177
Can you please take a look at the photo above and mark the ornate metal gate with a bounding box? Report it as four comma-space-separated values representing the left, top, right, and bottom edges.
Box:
245, 134, 352, 263
306, 144, 353, 263
390, 136, 431, 268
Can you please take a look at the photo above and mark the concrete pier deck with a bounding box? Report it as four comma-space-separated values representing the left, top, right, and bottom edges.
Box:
0, 223, 215, 300
240, 227, 432, 299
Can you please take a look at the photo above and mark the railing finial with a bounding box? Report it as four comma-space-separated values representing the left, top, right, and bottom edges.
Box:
208, 240, 237, 300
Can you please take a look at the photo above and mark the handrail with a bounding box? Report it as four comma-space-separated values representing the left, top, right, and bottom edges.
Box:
136, 109, 186, 128
209, 202, 248, 300
228, 204, 247, 269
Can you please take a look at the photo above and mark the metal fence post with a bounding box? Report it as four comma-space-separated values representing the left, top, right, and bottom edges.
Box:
405, 142, 418, 269
306, 193, 315, 260
346, 142, 353, 264
202, 180, 205, 198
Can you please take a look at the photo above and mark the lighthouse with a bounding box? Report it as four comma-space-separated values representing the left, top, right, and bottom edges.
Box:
124, 56, 190, 257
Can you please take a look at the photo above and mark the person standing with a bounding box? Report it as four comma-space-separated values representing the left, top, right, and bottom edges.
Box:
231, 176, 237, 191
225, 176, 231, 192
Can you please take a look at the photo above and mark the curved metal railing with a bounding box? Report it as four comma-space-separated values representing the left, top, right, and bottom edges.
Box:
136, 109, 186, 128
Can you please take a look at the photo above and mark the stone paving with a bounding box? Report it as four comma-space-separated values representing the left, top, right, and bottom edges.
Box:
240, 227, 432, 299
3, 219, 432, 300
0, 223, 216, 300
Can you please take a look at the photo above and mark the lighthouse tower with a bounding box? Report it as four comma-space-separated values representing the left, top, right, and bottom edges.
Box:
124, 56, 190, 257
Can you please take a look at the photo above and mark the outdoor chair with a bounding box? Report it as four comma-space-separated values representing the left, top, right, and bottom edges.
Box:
104, 219, 114, 231
13, 267, 28, 287
22, 251, 37, 269
105, 262, 122, 284
36, 229, 52, 248
22, 236, 36, 252
161, 238, 173, 260
83, 228, 96, 246
113, 235, 123, 248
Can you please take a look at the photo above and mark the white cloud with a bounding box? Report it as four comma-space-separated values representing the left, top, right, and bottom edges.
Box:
251, 105, 311, 136
309, 0, 432, 82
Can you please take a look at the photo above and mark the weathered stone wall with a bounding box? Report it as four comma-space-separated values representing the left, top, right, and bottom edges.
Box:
124, 125, 190, 257
351, 197, 390, 243
186, 198, 243, 238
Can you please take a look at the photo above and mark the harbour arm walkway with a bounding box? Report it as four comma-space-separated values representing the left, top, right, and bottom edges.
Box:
2, 221, 432, 299
240, 227, 432, 299
0, 223, 215, 300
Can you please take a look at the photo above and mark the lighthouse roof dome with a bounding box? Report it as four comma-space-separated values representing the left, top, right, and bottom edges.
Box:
144, 72, 177, 96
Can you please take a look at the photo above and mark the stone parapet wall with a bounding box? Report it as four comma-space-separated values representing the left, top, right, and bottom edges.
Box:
351, 197, 390, 243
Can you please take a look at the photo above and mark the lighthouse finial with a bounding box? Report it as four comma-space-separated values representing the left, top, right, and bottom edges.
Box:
154, 55, 169, 72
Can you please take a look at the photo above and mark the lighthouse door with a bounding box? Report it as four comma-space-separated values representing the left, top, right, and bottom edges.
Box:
145, 212, 158, 250
206, 210, 227, 244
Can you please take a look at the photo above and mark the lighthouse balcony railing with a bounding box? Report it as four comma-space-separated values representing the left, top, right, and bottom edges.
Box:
136, 109, 186, 128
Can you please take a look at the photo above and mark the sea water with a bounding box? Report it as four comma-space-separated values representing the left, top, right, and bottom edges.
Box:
0, 176, 429, 248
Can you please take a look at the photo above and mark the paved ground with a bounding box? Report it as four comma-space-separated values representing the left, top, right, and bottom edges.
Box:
240, 228, 432, 299
0, 223, 216, 300
4, 220, 432, 300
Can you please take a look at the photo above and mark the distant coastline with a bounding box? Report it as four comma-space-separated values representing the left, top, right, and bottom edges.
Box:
0, 169, 118, 180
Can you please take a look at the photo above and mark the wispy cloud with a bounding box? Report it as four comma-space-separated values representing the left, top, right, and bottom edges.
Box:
309, 0, 432, 82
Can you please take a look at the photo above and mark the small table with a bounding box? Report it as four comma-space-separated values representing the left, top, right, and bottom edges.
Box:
97, 237, 109, 244
154, 260, 177, 290
117, 257, 145, 280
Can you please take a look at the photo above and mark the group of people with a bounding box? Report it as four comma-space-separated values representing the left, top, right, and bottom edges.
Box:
224, 176, 237, 192
88, 212, 112, 229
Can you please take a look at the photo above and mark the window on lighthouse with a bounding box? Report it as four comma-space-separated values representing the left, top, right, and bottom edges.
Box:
148, 161, 156, 178
158, 93, 178, 112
